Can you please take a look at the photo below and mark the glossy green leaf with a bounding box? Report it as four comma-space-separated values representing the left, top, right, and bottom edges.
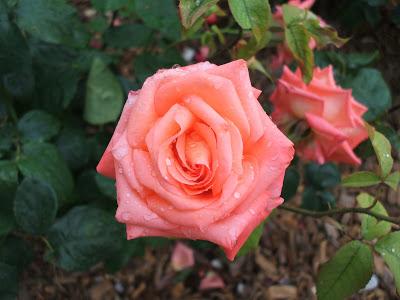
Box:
179, 0, 219, 28
375, 231, 400, 293
18, 110, 60, 142
104, 24, 152, 49
18, 142, 74, 206
368, 125, 393, 178
84, 57, 124, 125
237, 221, 265, 257
14, 178, 58, 235
135, 0, 181, 40
228, 0, 271, 41
341, 68, 391, 121
316, 241, 373, 300
46, 206, 124, 271
304, 19, 348, 48
384, 171, 400, 191
342, 171, 381, 188
356, 193, 391, 240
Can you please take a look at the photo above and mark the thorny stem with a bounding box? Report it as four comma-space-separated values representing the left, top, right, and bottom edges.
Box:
279, 203, 400, 225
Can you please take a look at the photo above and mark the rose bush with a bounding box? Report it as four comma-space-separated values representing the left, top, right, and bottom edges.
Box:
97, 60, 294, 260
270, 65, 368, 165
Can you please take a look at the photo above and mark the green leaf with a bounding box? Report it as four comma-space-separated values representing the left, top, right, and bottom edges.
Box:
356, 193, 391, 240
304, 19, 348, 48
133, 49, 184, 84
46, 206, 124, 271
341, 68, 391, 121
375, 231, 400, 293
30, 41, 81, 112
95, 173, 116, 199
301, 187, 335, 211
18, 110, 60, 142
16, 0, 89, 48
104, 239, 145, 273
14, 178, 58, 235
135, 0, 181, 40
228, 0, 271, 41
179, 0, 219, 29
56, 127, 90, 171
281, 167, 300, 201
0, 3, 34, 97
84, 57, 124, 125
0, 160, 17, 236
284, 22, 313, 83
0, 160, 18, 186
384, 171, 400, 191
0, 236, 33, 273
18, 142, 74, 206
237, 221, 265, 257
376, 123, 400, 152
0, 262, 18, 299
316, 241, 373, 300
104, 24, 152, 49
305, 163, 340, 190
367, 125, 393, 178
91, 0, 130, 12
342, 171, 381, 187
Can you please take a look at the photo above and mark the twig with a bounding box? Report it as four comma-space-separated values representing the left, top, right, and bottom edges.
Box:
279, 203, 400, 225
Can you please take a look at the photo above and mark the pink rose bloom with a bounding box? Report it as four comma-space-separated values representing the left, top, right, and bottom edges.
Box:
270, 66, 368, 165
171, 242, 195, 271
97, 60, 294, 260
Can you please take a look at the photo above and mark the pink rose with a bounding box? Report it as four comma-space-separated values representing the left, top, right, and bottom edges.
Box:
270, 66, 368, 165
97, 60, 294, 260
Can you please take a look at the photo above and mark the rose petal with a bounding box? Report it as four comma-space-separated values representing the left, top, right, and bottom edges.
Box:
171, 242, 195, 271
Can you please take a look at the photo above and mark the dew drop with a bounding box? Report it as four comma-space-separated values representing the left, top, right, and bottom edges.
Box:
234, 192, 241, 199
151, 171, 156, 177
391, 248, 396, 253
118, 168, 123, 174
269, 165, 277, 171
166, 158, 172, 166
172, 64, 181, 69
229, 228, 238, 239
249, 209, 256, 215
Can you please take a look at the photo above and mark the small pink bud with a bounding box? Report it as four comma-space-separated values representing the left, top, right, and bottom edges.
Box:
171, 242, 195, 271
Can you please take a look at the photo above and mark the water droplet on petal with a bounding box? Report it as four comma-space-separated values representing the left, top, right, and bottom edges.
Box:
143, 214, 157, 221
234, 192, 241, 199
166, 158, 172, 166
118, 168, 123, 174
151, 171, 156, 177
249, 209, 256, 215
172, 64, 181, 69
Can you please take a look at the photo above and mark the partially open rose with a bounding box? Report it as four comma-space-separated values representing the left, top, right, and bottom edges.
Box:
97, 60, 294, 260
270, 66, 368, 165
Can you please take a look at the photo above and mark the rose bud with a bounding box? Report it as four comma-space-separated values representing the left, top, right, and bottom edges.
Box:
195, 46, 210, 63
206, 13, 218, 25
97, 60, 294, 260
270, 66, 368, 165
